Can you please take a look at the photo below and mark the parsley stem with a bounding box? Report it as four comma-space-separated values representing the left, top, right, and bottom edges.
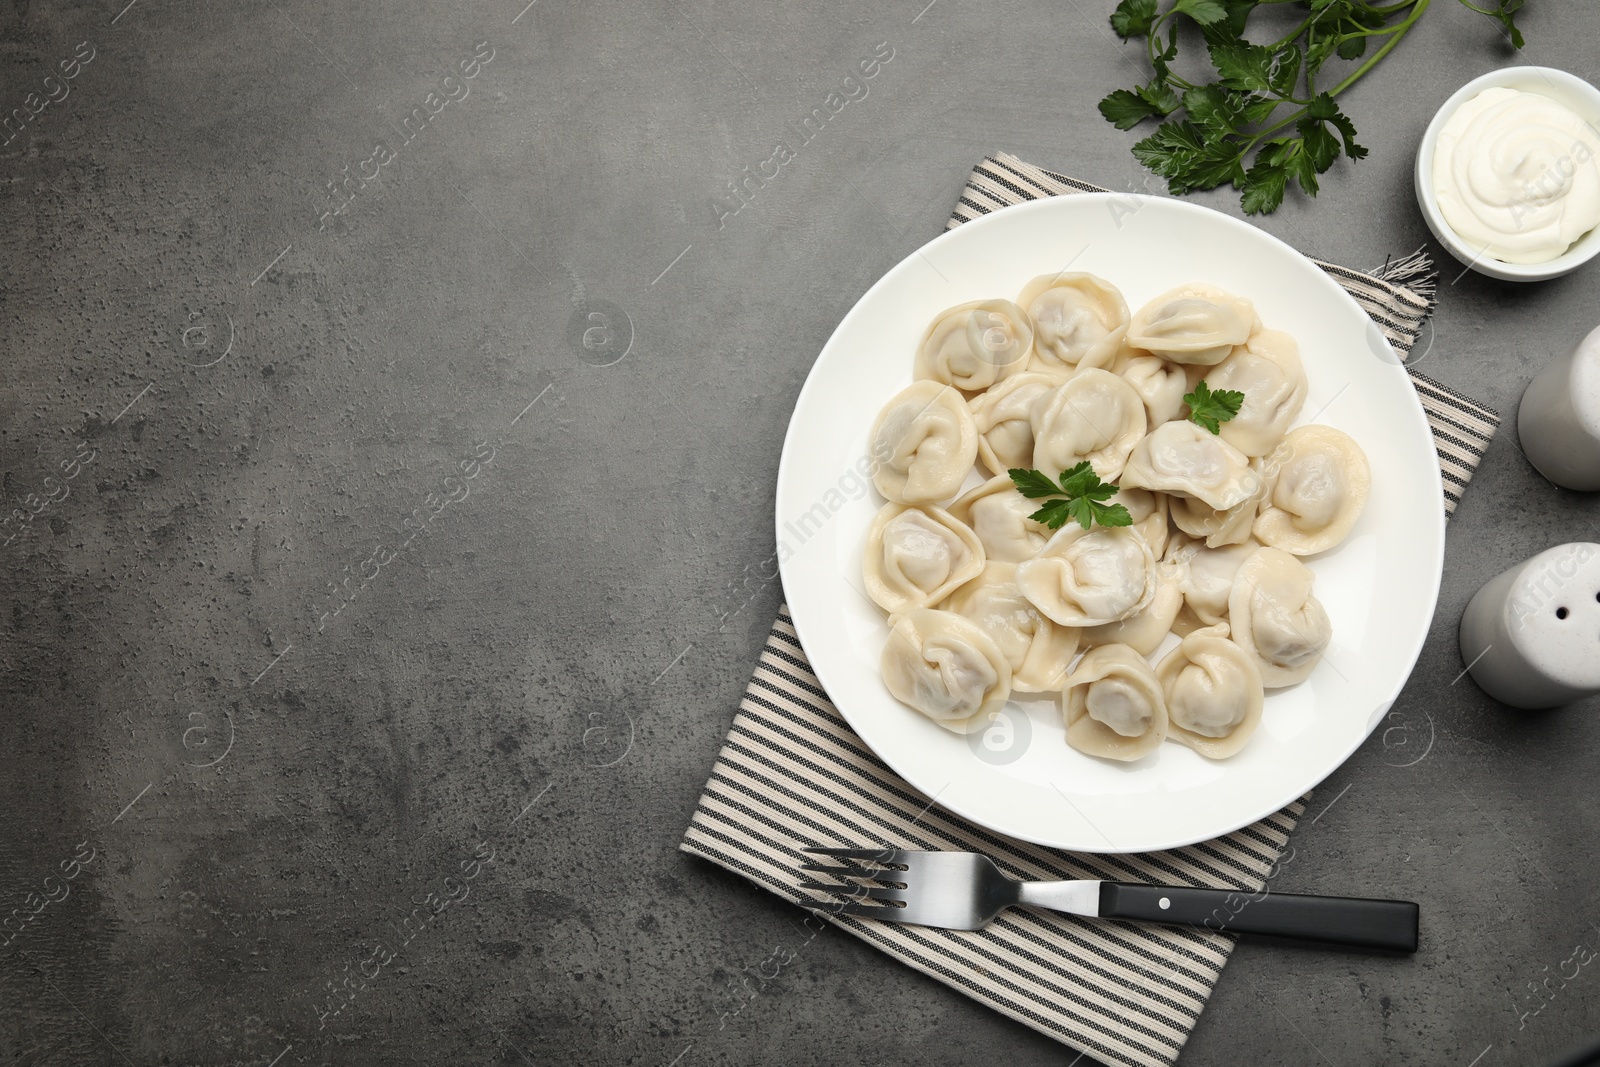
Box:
1241, 112, 1296, 155
1327, 0, 1430, 95
1147, 10, 1197, 92
1241, 0, 1430, 157
1269, 13, 1317, 50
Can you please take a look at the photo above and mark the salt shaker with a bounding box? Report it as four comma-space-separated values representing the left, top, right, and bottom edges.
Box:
1459, 542, 1600, 709
1518, 325, 1600, 490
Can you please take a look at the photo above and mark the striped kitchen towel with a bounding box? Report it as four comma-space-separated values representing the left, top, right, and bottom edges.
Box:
681, 154, 1502, 1067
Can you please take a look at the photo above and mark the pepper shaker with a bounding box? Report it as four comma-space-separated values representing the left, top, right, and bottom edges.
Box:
1459, 542, 1600, 709
1518, 325, 1600, 490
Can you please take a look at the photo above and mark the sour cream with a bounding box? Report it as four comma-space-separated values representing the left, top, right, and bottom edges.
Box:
1432, 87, 1600, 265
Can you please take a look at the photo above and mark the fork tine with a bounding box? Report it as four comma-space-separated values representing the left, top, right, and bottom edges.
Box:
797, 863, 906, 881
802, 846, 904, 862
796, 883, 906, 902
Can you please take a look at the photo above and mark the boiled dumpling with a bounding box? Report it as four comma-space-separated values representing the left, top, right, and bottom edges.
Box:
1030, 368, 1147, 482
1156, 623, 1264, 759
862, 503, 985, 615
1116, 350, 1188, 427
880, 608, 1012, 733
1253, 425, 1371, 555
1016, 525, 1156, 627
1169, 495, 1258, 548
944, 562, 1080, 693
1203, 329, 1307, 456
968, 371, 1068, 476
1127, 284, 1258, 366
1228, 547, 1332, 687
1016, 272, 1129, 373
870, 381, 979, 504
915, 299, 1034, 392
947, 477, 1052, 562
1112, 486, 1170, 558
1120, 420, 1257, 510
1061, 644, 1168, 761
1164, 533, 1261, 625
1167, 457, 1268, 548
1081, 560, 1183, 656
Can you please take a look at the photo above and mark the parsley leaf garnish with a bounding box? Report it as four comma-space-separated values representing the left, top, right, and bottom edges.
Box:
1102, 0, 1526, 214
1110, 0, 1160, 37
1008, 463, 1134, 531
1184, 380, 1246, 434
1009, 467, 1066, 500
1458, 0, 1526, 48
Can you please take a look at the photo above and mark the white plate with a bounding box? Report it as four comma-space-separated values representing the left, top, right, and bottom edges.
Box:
775, 194, 1444, 854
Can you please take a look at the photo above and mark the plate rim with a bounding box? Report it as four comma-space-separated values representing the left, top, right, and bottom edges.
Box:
774, 191, 1446, 853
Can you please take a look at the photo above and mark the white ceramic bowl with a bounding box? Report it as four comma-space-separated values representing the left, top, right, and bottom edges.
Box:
1415, 65, 1600, 282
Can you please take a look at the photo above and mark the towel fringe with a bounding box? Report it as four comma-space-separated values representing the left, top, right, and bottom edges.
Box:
1369, 247, 1439, 314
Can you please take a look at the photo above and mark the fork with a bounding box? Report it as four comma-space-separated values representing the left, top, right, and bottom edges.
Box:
800, 847, 1418, 952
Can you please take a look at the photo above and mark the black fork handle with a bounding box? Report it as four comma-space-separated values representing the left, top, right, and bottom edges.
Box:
1099, 883, 1418, 953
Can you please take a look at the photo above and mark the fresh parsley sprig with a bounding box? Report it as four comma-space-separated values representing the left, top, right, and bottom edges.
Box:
1009, 462, 1134, 531
1184, 379, 1245, 433
1100, 0, 1527, 215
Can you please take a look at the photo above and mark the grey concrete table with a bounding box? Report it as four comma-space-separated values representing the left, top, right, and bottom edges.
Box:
1, 1, 1597, 1064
